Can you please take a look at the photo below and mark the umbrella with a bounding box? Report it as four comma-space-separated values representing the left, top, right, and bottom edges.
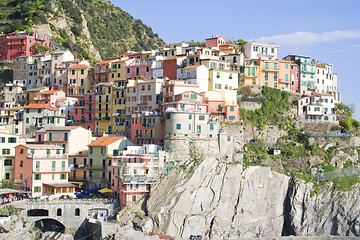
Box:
98, 188, 114, 193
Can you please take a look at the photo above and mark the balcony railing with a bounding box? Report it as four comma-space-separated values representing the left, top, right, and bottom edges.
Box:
27, 153, 68, 159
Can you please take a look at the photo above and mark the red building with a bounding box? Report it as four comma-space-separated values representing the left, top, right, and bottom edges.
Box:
126, 58, 153, 80
290, 63, 300, 93
0, 32, 51, 61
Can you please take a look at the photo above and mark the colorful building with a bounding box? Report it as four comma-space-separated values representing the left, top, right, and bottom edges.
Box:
244, 42, 278, 60
87, 136, 136, 189
109, 144, 167, 207
0, 132, 20, 182
0, 32, 51, 61
14, 144, 74, 197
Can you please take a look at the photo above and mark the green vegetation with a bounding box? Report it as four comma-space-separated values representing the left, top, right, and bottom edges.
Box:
188, 40, 205, 47
0, 179, 18, 189
0, 205, 19, 215
240, 87, 291, 128
0, 0, 166, 60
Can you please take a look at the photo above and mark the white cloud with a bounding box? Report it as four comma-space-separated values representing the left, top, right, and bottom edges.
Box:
252, 30, 360, 46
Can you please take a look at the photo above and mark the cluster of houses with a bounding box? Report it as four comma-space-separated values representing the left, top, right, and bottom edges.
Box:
0, 31, 342, 205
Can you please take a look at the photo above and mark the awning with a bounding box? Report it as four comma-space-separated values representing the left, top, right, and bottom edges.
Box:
98, 188, 113, 193
43, 183, 76, 188
0, 188, 21, 195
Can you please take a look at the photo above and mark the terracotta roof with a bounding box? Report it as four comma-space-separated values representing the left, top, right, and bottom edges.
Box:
68, 64, 92, 69
95, 59, 117, 65
38, 90, 61, 94
23, 104, 58, 110
182, 65, 202, 69
88, 136, 125, 147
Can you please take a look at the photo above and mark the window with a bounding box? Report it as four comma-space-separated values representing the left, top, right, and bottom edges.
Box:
101, 147, 106, 155
26, 118, 29, 123
0, 137, 4, 143
265, 62, 269, 70
216, 72, 220, 78
229, 116, 236, 121
35, 161, 40, 171
285, 64, 289, 69
64, 133, 68, 141
176, 124, 181, 130
199, 115, 205, 121
188, 114, 192, 119
191, 94, 197, 100
4, 159, 12, 166
34, 186, 41, 193
20, 160, 23, 167
89, 147, 93, 154
8, 137, 16, 143
274, 63, 278, 70
230, 106, 235, 112
215, 84, 221, 89
75, 208, 80, 216
265, 72, 268, 81
227, 136, 231, 141
62, 161, 65, 171
2, 149, 10, 155
34, 174, 41, 180
49, 133, 52, 141
5, 173, 9, 180
57, 209, 62, 216
60, 174, 66, 180
196, 126, 201, 134
274, 73, 278, 81
210, 123, 214, 131
38, 109, 41, 114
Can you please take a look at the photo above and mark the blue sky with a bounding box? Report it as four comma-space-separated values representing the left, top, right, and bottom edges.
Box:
111, 0, 360, 120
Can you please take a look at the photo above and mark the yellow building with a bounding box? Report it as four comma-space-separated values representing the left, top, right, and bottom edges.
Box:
240, 65, 260, 86
93, 82, 114, 136
67, 64, 94, 98
24, 87, 49, 106
0, 132, 20, 182
87, 136, 136, 189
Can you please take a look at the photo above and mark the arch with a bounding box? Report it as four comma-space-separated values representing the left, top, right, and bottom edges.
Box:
324, 116, 329, 121
33, 218, 65, 234
27, 209, 49, 217
75, 208, 80, 216
57, 208, 62, 216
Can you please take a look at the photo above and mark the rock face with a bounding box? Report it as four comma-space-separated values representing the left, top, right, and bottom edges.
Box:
146, 163, 291, 238
285, 180, 360, 237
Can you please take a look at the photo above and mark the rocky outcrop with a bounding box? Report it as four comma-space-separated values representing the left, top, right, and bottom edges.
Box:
144, 164, 290, 239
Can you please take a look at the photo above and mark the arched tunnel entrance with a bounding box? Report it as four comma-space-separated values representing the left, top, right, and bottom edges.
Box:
34, 218, 65, 234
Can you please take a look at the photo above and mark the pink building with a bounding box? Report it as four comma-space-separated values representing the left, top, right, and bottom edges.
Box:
0, 32, 52, 61
68, 92, 95, 132
126, 58, 153, 80
290, 63, 300, 93
163, 91, 207, 113
130, 112, 164, 145
33, 90, 66, 107
205, 36, 226, 48
201, 90, 239, 122
14, 144, 74, 198
109, 145, 165, 207
258, 60, 291, 91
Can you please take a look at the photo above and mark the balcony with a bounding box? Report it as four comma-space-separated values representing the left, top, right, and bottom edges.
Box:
68, 83, 77, 87
14, 179, 27, 185
279, 78, 289, 83
85, 99, 94, 103
142, 123, 155, 128
114, 86, 126, 90
95, 69, 109, 74
137, 101, 148, 105
263, 68, 279, 72
94, 90, 105, 95
85, 118, 93, 121
27, 153, 68, 159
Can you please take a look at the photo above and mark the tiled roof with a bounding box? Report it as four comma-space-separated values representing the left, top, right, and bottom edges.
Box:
68, 64, 92, 69
23, 104, 58, 110
182, 65, 202, 69
88, 136, 125, 147
38, 90, 61, 94
95, 59, 117, 65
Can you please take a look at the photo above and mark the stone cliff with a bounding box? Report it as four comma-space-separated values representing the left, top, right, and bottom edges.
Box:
117, 124, 360, 239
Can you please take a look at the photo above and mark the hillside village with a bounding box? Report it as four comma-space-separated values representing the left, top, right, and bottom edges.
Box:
0, 31, 356, 210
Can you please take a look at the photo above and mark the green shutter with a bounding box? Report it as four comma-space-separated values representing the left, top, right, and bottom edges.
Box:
49, 133, 52, 141
52, 161, 55, 171
62, 161, 65, 171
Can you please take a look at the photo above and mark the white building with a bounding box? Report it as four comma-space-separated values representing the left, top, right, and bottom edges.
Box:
244, 42, 279, 60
